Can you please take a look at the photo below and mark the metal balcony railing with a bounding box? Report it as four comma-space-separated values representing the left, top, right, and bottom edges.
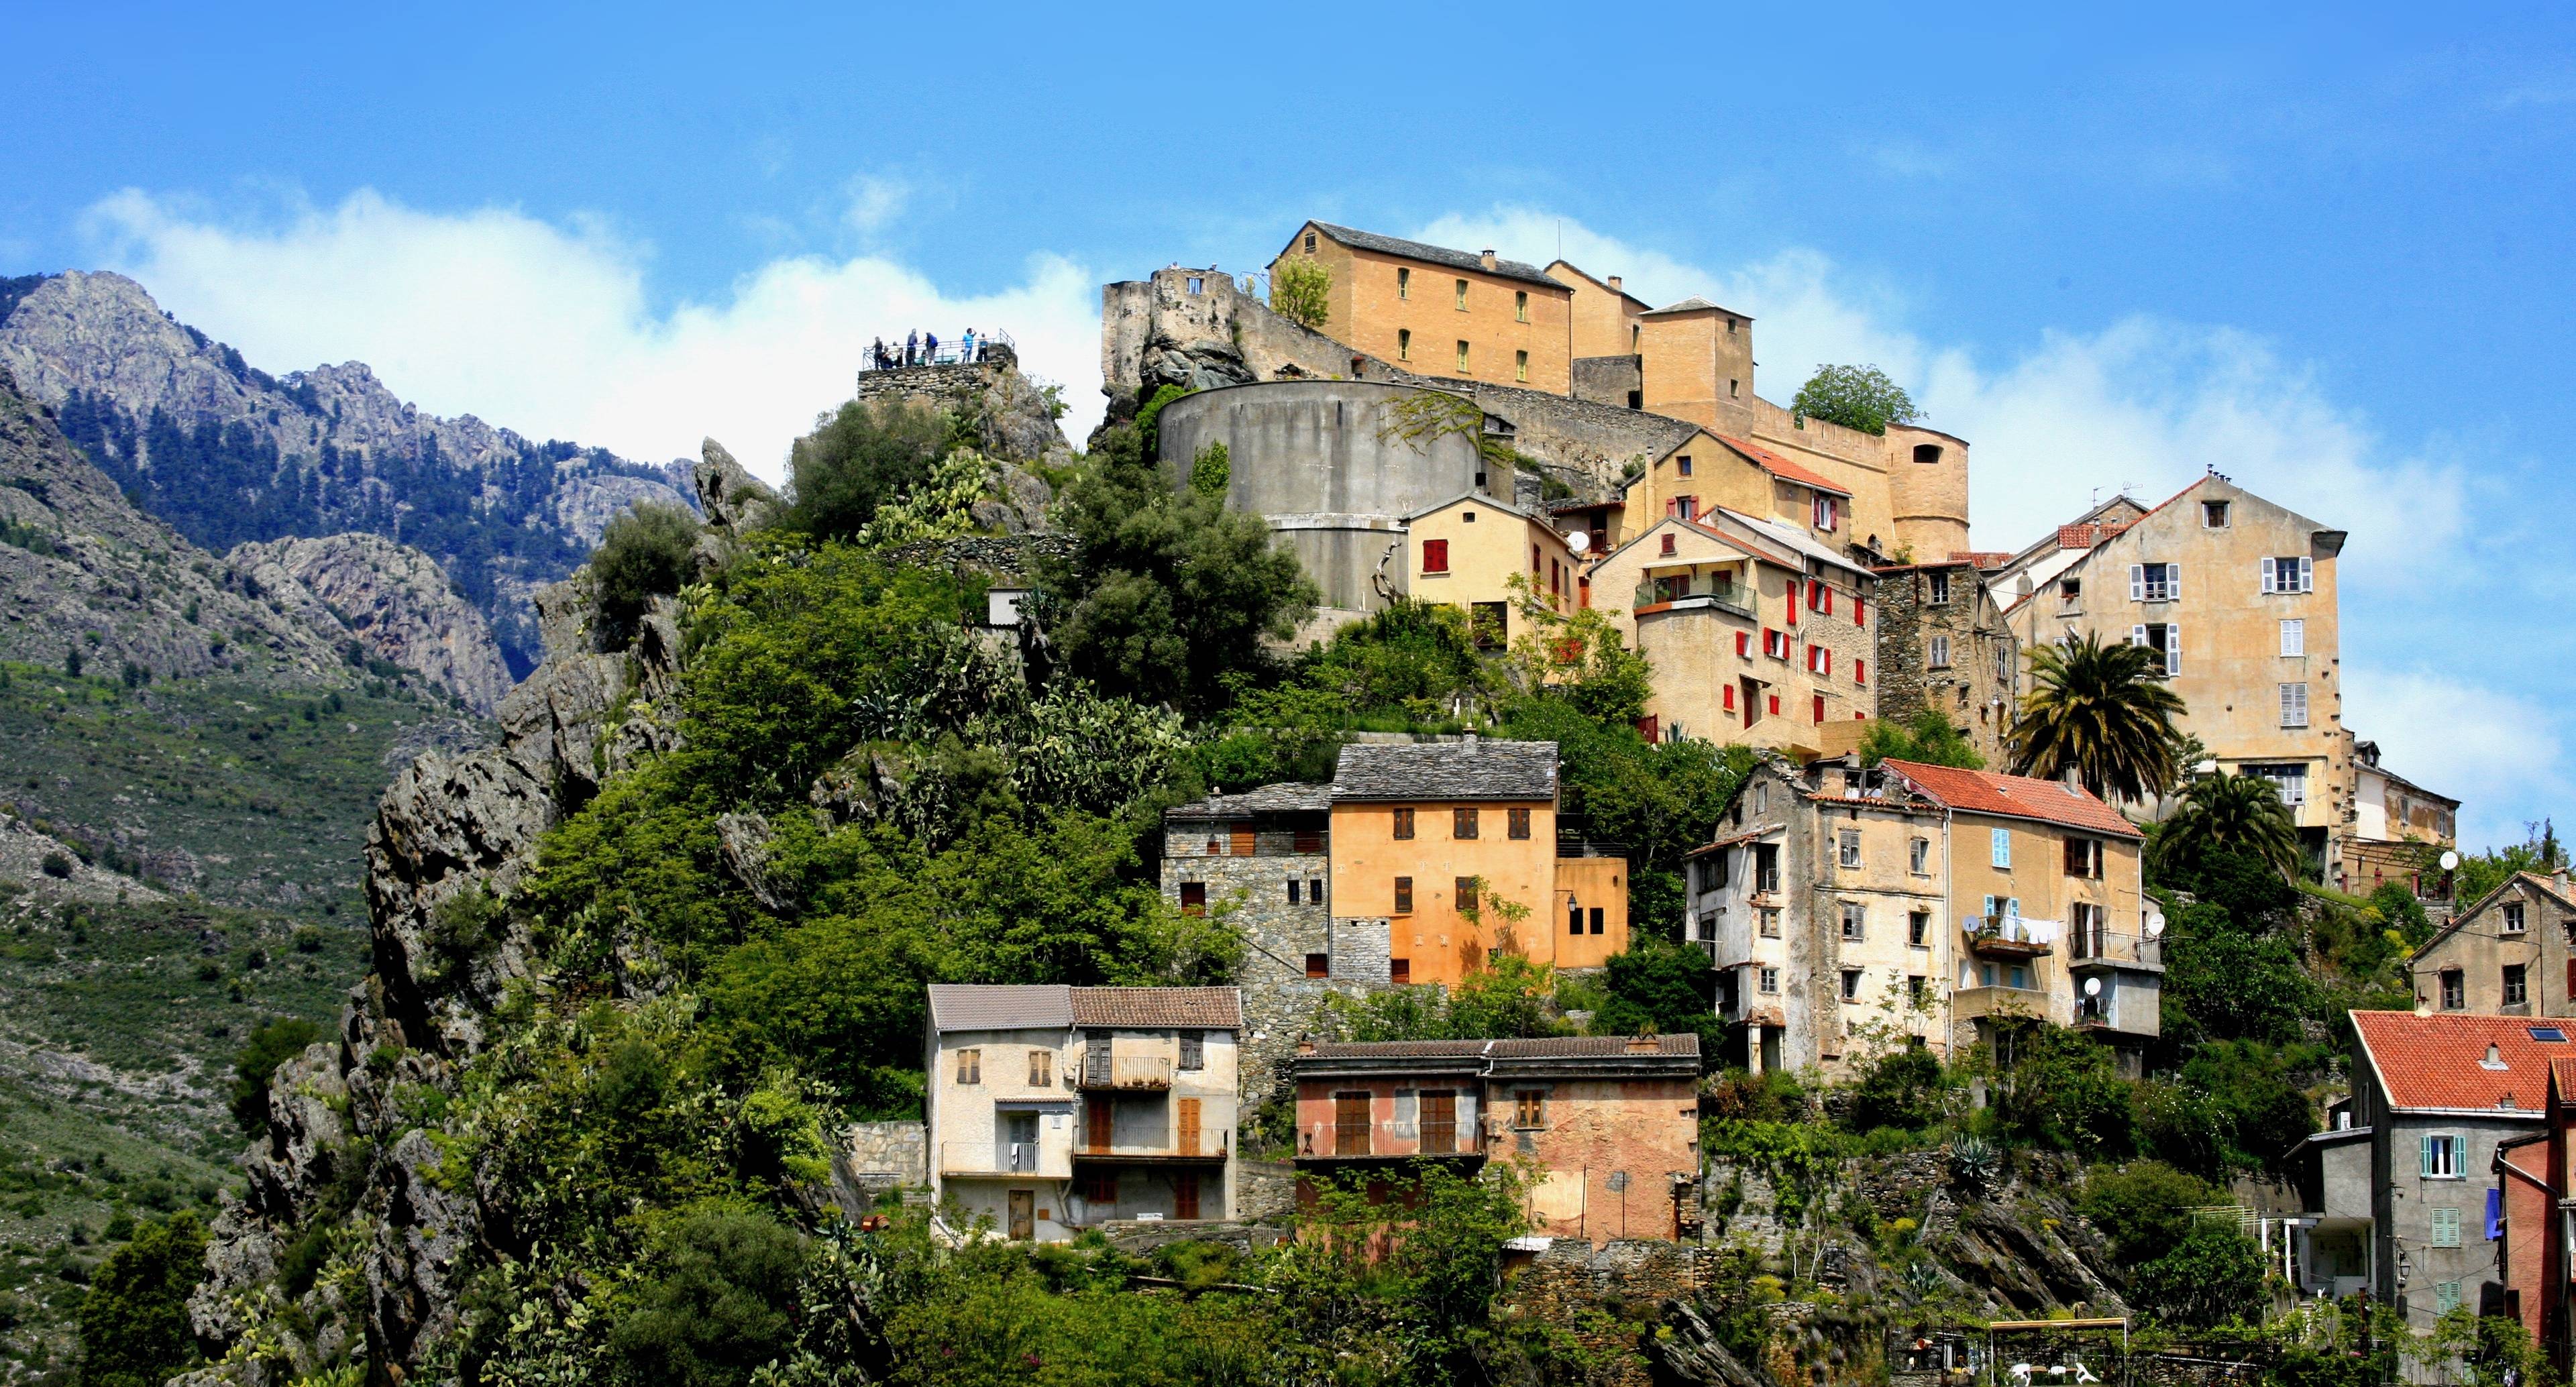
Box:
2067, 930, 2162, 968
1964, 916, 2055, 957
939, 1140, 1067, 1178
1077, 1055, 1173, 1091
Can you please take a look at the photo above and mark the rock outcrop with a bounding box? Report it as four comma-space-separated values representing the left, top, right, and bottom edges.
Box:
226, 533, 515, 714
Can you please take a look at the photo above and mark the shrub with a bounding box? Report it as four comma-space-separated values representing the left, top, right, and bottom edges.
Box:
41, 850, 72, 879
1849, 1046, 1949, 1134
76, 1210, 207, 1387
782, 397, 949, 542
1792, 364, 1921, 435
1270, 257, 1332, 329
1188, 441, 1230, 498
2128, 1219, 2264, 1329
1858, 708, 1984, 770
592, 502, 701, 647
2079, 1160, 2223, 1264
607, 1204, 810, 1387
229, 1016, 325, 1136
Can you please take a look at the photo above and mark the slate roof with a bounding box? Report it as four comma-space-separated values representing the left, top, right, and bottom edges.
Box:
1711, 508, 1874, 580
928, 984, 1075, 1032
1641, 296, 1725, 316
1300, 1034, 1699, 1061
2414, 873, 2576, 961
1880, 760, 2142, 839
1301, 223, 1565, 290
1715, 435, 1853, 498
1165, 783, 1334, 820
1070, 987, 1242, 1030
928, 984, 1244, 1032
1332, 739, 1558, 802
2351, 1011, 2571, 1114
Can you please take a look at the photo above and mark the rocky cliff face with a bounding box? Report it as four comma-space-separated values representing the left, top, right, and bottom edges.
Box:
225, 534, 514, 715
0, 270, 696, 677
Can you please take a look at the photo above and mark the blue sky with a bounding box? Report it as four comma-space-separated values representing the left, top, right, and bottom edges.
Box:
11, 2, 2575, 850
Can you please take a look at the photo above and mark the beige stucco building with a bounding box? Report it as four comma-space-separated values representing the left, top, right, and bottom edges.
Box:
1686, 755, 2155, 1078
924, 985, 1242, 1242
2343, 735, 2461, 899
1585, 512, 1877, 753
1269, 221, 1574, 392
1401, 491, 1577, 651
2407, 873, 2576, 1017
1992, 475, 2353, 871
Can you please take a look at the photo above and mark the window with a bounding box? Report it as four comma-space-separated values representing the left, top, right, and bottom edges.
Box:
1390, 958, 1410, 983
1813, 495, 1839, 531
1397, 267, 1410, 299
2131, 622, 2181, 675
2279, 682, 2310, 728
1515, 349, 1529, 382
2261, 556, 2315, 594
1832, 830, 1862, 869
1759, 907, 1781, 938
1758, 966, 1780, 993
1929, 634, 1952, 669
2434, 1281, 2463, 1315
1421, 538, 1449, 574
1677, 455, 1694, 478
1304, 231, 1318, 252
1514, 290, 1529, 322
1394, 877, 1413, 913
2280, 618, 2304, 657
1813, 694, 1826, 724
1909, 910, 1931, 946
2129, 562, 2180, 602
1808, 644, 1827, 674
1568, 899, 1585, 935
1765, 628, 1789, 659
1081, 1168, 1117, 1203
1841, 901, 1866, 941
1454, 278, 1468, 310
1392, 807, 1415, 840
1454, 808, 1479, 840
1661, 533, 1680, 558
2059, 577, 2082, 605
1589, 907, 1604, 935
1927, 571, 1952, 604
1179, 881, 1206, 916
1028, 1050, 1051, 1087
1730, 378, 1740, 397
1455, 339, 1470, 372
2506, 964, 2528, 1007
2243, 762, 2307, 808
1855, 659, 1868, 686
2431, 1206, 2463, 1247
1990, 828, 2012, 869
2203, 500, 2230, 527
1839, 968, 1863, 1001
2505, 902, 2528, 934
957, 1048, 981, 1085
1513, 1090, 1546, 1128
1507, 807, 1532, 840
1809, 579, 1831, 614
1397, 328, 1411, 360
1910, 838, 1930, 875
1456, 877, 1478, 916
2064, 838, 2104, 879
1310, 877, 1326, 906
2440, 969, 2464, 1009
1287, 879, 1301, 905
1305, 952, 1330, 979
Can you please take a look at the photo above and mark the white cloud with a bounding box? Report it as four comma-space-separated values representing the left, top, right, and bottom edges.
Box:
2343, 669, 2571, 852
76, 187, 1106, 477
841, 174, 911, 235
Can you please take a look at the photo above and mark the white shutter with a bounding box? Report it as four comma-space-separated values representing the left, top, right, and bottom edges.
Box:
2299, 557, 2314, 592
2131, 624, 2147, 648
2166, 624, 2180, 675
2129, 564, 2144, 600
2167, 563, 2180, 599
2261, 557, 2275, 594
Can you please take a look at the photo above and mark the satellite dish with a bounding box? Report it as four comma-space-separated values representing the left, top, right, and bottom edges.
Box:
1567, 531, 1591, 554
2145, 910, 2165, 938
2084, 978, 2102, 997
2440, 850, 2461, 871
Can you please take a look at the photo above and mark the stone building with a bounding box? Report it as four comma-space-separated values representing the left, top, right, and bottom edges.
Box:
2408, 872, 2576, 1017
1868, 559, 2021, 767
1685, 755, 2156, 1077
1267, 221, 1576, 394
1990, 474, 2353, 874
923, 985, 1242, 1242
1288, 1034, 1703, 1244
1585, 512, 1877, 753
2343, 736, 2461, 900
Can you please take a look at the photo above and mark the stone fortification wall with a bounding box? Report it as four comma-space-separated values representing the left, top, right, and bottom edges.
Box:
1572, 353, 1644, 406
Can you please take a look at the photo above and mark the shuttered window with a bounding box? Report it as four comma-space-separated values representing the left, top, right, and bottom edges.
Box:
2280, 683, 2310, 728
1422, 539, 1449, 574
1991, 829, 2012, 869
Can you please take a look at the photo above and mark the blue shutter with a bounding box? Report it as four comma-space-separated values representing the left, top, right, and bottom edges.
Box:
1992, 828, 2011, 869
2488, 1186, 2503, 1241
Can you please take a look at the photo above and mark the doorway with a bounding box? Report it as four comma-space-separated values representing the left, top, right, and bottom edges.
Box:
1008, 1189, 1034, 1241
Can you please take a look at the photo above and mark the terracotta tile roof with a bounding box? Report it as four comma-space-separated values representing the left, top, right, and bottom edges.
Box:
1949, 550, 2014, 569
1299, 1034, 1699, 1062
1880, 760, 2142, 839
1070, 986, 1242, 1030
2351, 1011, 2574, 1113
1332, 738, 1558, 802
1715, 435, 1853, 497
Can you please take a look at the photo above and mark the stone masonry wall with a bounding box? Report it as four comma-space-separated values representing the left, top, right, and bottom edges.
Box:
1502, 1238, 1719, 1387
1872, 564, 2019, 768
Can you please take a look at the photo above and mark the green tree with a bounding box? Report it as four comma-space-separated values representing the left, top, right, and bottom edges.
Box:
2079, 1160, 2225, 1264
1038, 450, 1317, 718
2008, 632, 2184, 802
1269, 258, 1332, 329
1847, 1046, 1949, 1133
2455, 820, 2568, 905
1507, 590, 1652, 727
1593, 936, 1721, 1050
780, 396, 949, 542
1791, 364, 1921, 435
77, 1210, 207, 1387
1189, 441, 1231, 499
1859, 708, 1984, 770
591, 502, 702, 645
2154, 772, 2302, 881
1994, 1022, 2134, 1156
2161, 901, 2312, 1045
608, 1204, 809, 1387
2127, 1219, 2264, 1329
229, 1015, 324, 1135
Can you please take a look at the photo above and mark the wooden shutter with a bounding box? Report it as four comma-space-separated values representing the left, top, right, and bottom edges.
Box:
1177, 1098, 1201, 1156
1088, 1099, 1113, 1152
2300, 557, 2314, 592
1421, 1091, 1456, 1154
1175, 1170, 1199, 1220
1335, 1092, 1371, 1155
1229, 825, 1254, 856
2420, 1133, 2436, 1177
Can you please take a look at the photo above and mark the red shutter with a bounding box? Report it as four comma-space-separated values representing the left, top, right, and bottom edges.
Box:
1424, 539, 1449, 573
1736, 631, 1750, 659
1723, 685, 1736, 711
1856, 659, 1867, 685
1635, 715, 1659, 742
1812, 695, 1825, 724
1856, 596, 1866, 627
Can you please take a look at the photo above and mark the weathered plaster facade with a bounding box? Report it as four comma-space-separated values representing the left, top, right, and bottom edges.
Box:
2408, 872, 2576, 1016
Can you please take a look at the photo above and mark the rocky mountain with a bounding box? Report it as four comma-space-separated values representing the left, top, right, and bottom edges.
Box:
0, 271, 696, 677
227, 535, 513, 716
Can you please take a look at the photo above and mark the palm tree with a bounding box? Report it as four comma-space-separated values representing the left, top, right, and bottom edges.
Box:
2008, 632, 2186, 802
2154, 771, 2303, 880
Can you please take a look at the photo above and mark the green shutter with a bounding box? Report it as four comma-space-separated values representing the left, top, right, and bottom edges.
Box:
2420, 1133, 2436, 1177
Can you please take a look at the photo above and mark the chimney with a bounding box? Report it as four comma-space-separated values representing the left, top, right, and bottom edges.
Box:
1607, 275, 1623, 292
1295, 1035, 1317, 1056
1481, 249, 1497, 271
2556, 869, 2570, 897
1625, 1035, 1660, 1054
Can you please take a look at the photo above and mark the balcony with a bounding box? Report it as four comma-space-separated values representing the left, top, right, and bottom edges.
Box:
1077, 1056, 1173, 1091
1296, 1117, 1493, 1164
1632, 591, 1758, 622
1951, 984, 2051, 1023
1964, 916, 2054, 960
1075, 1129, 1230, 1164
940, 1140, 1070, 1180
2068, 930, 2163, 972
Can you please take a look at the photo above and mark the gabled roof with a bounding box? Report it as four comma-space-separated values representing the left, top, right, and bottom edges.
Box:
2351, 1011, 2569, 1115
1332, 738, 1558, 802
1880, 760, 2142, 839
1713, 508, 1874, 581
1399, 489, 1556, 529
929, 984, 1073, 1032
1542, 260, 1654, 311
2414, 872, 2576, 962
1293, 222, 1566, 290
1165, 783, 1334, 820
1715, 435, 1853, 498
1641, 296, 1736, 317
1071, 987, 1242, 1030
